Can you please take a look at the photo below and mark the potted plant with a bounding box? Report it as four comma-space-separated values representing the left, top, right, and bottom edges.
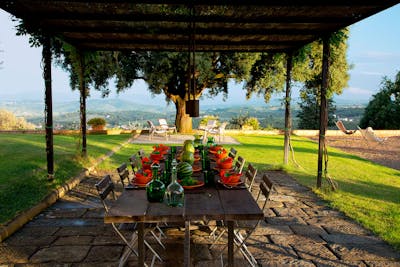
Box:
87, 117, 106, 131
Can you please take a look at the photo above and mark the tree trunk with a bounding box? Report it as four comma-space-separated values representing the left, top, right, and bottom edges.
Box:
175, 96, 192, 133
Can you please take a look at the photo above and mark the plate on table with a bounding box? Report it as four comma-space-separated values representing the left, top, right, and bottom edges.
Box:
131, 180, 148, 188
192, 165, 202, 172
178, 180, 204, 189
217, 179, 244, 187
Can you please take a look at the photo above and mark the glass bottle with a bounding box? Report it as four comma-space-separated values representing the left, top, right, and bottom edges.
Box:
165, 159, 184, 207
206, 136, 214, 148
146, 163, 166, 202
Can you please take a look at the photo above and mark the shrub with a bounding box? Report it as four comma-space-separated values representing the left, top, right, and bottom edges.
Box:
245, 117, 260, 130
87, 117, 106, 127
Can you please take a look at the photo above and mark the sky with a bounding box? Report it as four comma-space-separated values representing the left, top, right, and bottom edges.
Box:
0, 4, 400, 107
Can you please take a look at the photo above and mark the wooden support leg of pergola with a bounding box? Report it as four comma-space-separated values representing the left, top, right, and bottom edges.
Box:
317, 35, 331, 188
283, 52, 293, 165
43, 36, 54, 180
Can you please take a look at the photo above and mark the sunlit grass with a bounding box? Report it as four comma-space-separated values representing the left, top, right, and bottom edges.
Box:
97, 134, 400, 250
0, 133, 131, 224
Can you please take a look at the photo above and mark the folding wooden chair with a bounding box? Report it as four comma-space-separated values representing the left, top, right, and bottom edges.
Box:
243, 163, 257, 193
228, 147, 237, 160
116, 163, 131, 187
95, 175, 164, 267
233, 156, 246, 174
219, 174, 274, 267
129, 154, 141, 174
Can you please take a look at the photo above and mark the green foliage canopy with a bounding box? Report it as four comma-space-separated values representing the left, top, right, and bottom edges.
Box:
360, 71, 400, 129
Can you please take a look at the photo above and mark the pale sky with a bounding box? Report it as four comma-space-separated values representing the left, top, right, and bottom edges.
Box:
0, 4, 399, 106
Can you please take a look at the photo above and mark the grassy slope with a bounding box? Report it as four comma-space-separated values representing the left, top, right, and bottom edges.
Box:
0, 133, 131, 224
96, 135, 400, 250
234, 134, 400, 250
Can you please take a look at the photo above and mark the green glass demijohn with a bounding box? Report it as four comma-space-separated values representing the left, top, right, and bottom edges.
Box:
146, 163, 166, 202
165, 159, 184, 207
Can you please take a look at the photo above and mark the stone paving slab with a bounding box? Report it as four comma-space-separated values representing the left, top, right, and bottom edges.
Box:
1, 172, 400, 266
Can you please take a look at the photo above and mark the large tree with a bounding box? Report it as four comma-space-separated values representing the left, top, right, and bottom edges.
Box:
114, 52, 258, 133
360, 71, 400, 129
296, 87, 336, 129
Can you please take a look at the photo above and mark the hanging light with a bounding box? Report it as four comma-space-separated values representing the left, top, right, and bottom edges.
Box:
185, 3, 199, 117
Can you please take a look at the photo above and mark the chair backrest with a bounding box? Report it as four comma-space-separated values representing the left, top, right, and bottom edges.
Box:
129, 154, 140, 174
117, 163, 130, 187
234, 155, 246, 173
147, 120, 155, 130
365, 127, 385, 143
228, 147, 237, 160
95, 174, 115, 211
336, 120, 356, 135
138, 149, 146, 159
206, 120, 217, 129
159, 118, 168, 126
244, 163, 256, 192
219, 122, 228, 130
258, 175, 274, 211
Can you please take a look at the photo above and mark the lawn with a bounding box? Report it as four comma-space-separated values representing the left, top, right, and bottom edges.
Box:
0, 133, 131, 224
96, 134, 400, 250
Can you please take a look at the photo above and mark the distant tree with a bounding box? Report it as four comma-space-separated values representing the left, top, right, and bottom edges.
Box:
0, 109, 35, 130
360, 71, 400, 129
297, 87, 336, 129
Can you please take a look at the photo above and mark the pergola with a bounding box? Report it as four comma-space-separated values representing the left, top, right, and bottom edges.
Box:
1, 1, 398, 186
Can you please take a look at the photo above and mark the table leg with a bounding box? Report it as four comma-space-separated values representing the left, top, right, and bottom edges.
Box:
228, 220, 234, 267
184, 221, 190, 267
138, 222, 145, 266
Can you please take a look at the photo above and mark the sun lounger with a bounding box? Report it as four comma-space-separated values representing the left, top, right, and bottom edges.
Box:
335, 120, 356, 135
357, 126, 387, 145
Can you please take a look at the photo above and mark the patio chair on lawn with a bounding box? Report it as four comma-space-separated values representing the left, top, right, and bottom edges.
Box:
201, 120, 218, 139
95, 175, 165, 267
357, 126, 388, 145
219, 174, 274, 267
207, 122, 228, 142
158, 118, 177, 135
336, 120, 357, 135
147, 120, 168, 141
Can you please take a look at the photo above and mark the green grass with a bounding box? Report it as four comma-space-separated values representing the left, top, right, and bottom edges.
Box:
96, 134, 400, 250
0, 133, 131, 224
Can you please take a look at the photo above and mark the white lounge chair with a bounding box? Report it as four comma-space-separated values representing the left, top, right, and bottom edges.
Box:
158, 119, 177, 134
357, 126, 387, 145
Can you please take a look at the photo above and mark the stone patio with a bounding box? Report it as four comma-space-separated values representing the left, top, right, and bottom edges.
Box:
1, 170, 399, 266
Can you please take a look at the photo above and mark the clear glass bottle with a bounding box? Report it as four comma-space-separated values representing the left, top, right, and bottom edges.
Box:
146, 163, 166, 202
165, 159, 184, 207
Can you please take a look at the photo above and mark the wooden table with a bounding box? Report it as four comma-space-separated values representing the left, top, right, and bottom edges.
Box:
104, 177, 263, 266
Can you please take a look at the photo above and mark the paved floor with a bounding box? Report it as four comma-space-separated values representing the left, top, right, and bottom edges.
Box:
1, 171, 399, 266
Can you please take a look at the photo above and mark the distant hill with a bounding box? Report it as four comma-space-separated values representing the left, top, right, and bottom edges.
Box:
1, 98, 366, 130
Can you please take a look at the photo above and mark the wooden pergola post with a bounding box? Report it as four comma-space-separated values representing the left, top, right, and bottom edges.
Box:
317, 36, 331, 188
43, 36, 54, 180
78, 50, 87, 157
283, 52, 293, 165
